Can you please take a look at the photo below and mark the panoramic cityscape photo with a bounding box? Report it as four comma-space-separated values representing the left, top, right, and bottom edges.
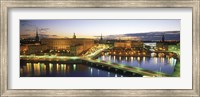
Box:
20, 20, 180, 77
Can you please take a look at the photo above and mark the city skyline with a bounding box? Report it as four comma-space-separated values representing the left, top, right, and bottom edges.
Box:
20, 19, 180, 77
20, 19, 180, 39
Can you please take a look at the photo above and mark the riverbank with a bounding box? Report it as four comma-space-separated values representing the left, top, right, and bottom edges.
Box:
172, 59, 180, 77
171, 50, 180, 77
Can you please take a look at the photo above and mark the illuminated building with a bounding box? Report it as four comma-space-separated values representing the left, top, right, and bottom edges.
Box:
20, 45, 28, 54
28, 45, 48, 54
41, 38, 71, 49
156, 43, 168, 51
114, 41, 143, 48
70, 44, 83, 56
156, 35, 168, 51
23, 33, 94, 55
41, 38, 94, 50
114, 42, 126, 48
143, 42, 156, 51
131, 41, 143, 48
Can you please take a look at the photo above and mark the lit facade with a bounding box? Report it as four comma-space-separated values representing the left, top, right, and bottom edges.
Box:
41, 38, 71, 49
156, 43, 168, 51
114, 41, 143, 48
28, 45, 48, 54
20, 45, 28, 54
41, 38, 94, 50
25, 38, 94, 55
70, 44, 84, 56
131, 41, 143, 48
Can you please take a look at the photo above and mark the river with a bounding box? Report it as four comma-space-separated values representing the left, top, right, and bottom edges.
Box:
97, 55, 177, 75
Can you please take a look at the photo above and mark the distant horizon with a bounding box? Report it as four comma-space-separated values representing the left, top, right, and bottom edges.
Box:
20, 19, 180, 39
20, 30, 180, 40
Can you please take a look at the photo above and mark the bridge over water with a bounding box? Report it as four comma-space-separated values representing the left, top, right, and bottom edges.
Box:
80, 57, 169, 77
20, 55, 169, 77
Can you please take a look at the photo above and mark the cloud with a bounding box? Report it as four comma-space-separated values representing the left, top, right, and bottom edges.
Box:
39, 34, 60, 38
20, 34, 30, 37
24, 29, 35, 32
104, 31, 180, 41
40, 28, 49, 33
20, 20, 36, 28
20, 34, 35, 39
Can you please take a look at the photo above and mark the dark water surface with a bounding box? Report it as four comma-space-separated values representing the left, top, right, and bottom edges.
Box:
97, 55, 177, 75
20, 62, 135, 77
20, 55, 177, 77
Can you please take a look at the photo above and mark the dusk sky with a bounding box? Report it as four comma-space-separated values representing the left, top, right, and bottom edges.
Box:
20, 20, 180, 39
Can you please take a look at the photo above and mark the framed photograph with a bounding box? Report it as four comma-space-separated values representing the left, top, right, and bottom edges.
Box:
1, 0, 199, 97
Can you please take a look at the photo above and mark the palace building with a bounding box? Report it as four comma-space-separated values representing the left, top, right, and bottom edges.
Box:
20, 30, 94, 56
114, 41, 143, 48
40, 38, 94, 55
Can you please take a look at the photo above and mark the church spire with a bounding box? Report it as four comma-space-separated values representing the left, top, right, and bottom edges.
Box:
73, 33, 76, 39
35, 27, 39, 42
100, 33, 103, 40
161, 34, 165, 42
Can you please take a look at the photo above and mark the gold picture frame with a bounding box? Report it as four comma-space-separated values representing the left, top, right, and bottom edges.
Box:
0, 0, 199, 96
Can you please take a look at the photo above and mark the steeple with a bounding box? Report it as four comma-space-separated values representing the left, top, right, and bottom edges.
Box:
100, 33, 103, 40
73, 33, 76, 39
35, 27, 39, 42
161, 34, 165, 42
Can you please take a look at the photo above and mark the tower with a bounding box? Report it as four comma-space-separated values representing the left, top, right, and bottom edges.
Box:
161, 34, 165, 42
73, 33, 76, 39
100, 33, 103, 41
35, 27, 39, 42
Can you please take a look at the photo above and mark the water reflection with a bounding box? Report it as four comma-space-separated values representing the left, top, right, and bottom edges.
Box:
98, 55, 178, 75
20, 62, 128, 77
153, 57, 158, 64
49, 63, 53, 74
143, 57, 146, 63
33, 63, 40, 76
130, 57, 133, 62
90, 68, 93, 75
20, 55, 177, 77
73, 64, 76, 71
113, 56, 116, 62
